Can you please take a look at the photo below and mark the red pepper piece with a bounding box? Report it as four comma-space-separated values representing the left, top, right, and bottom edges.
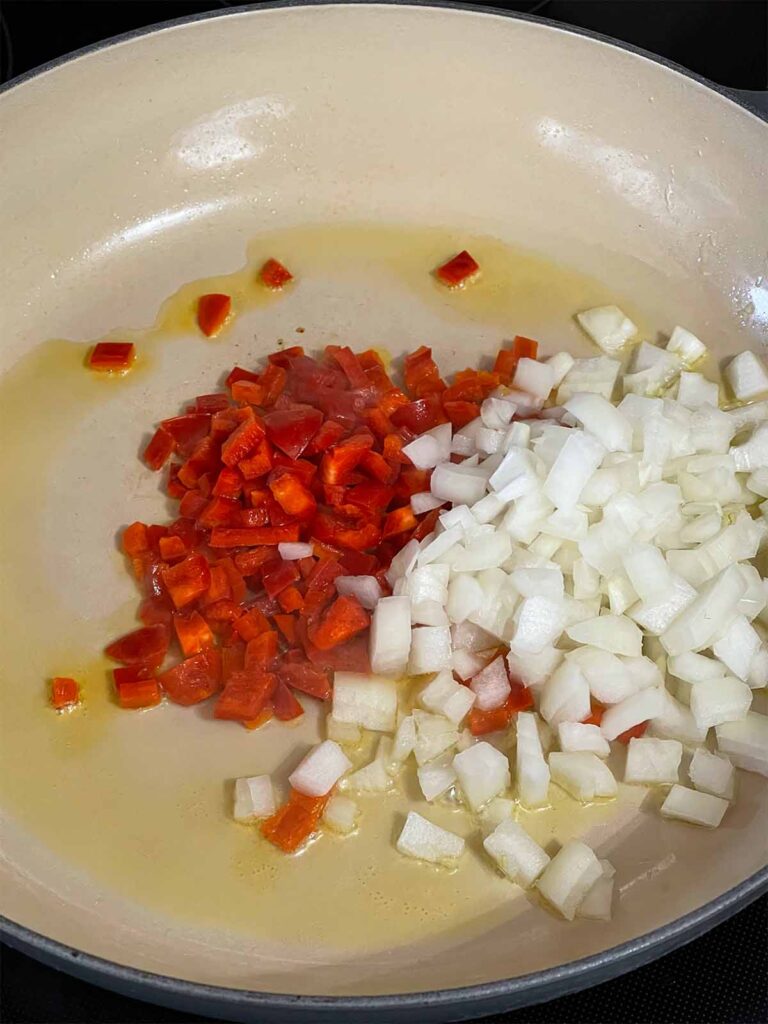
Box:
411, 507, 441, 542
173, 611, 215, 657
304, 420, 347, 456
320, 434, 375, 485
88, 341, 135, 372
217, 557, 247, 604
394, 466, 432, 500
196, 496, 240, 528
617, 720, 649, 744
268, 469, 317, 519
278, 662, 331, 701
390, 395, 446, 434
113, 664, 155, 687
178, 489, 208, 519
326, 345, 368, 388
221, 642, 245, 681
263, 406, 323, 459
272, 453, 317, 485
269, 345, 305, 367
215, 670, 277, 721
382, 505, 418, 539
245, 631, 279, 669
221, 412, 266, 468
435, 250, 480, 287
311, 510, 381, 552
233, 606, 272, 642
197, 293, 231, 337
51, 677, 80, 709
273, 614, 297, 644
302, 558, 344, 614
493, 336, 539, 384
167, 463, 187, 499
442, 399, 481, 429
238, 437, 274, 480
209, 524, 301, 547
360, 450, 398, 485
344, 480, 395, 512
262, 558, 301, 598
158, 535, 188, 561
121, 522, 149, 557
259, 363, 287, 407
231, 380, 265, 405
272, 681, 304, 721
161, 553, 211, 609
105, 624, 169, 666
138, 596, 173, 627
261, 789, 329, 853
259, 258, 293, 289
363, 407, 395, 439
404, 346, 445, 397
116, 678, 162, 709
143, 427, 175, 470
204, 599, 243, 623
233, 547, 275, 576
582, 701, 605, 727
226, 366, 261, 389
309, 594, 370, 651
468, 684, 534, 735
212, 468, 243, 500
277, 585, 305, 613
302, 630, 371, 674
160, 413, 211, 456
194, 392, 231, 413
178, 436, 221, 489
158, 648, 222, 705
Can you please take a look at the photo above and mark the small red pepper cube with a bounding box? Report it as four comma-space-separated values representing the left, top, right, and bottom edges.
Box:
158, 649, 222, 706
197, 293, 232, 337
435, 250, 480, 288
161, 553, 212, 609
272, 681, 304, 721
309, 595, 370, 651
173, 611, 215, 658
214, 670, 277, 721
143, 427, 175, 471
104, 624, 170, 666
88, 341, 135, 373
121, 522, 149, 557
116, 678, 162, 709
261, 789, 329, 853
51, 677, 80, 710
259, 258, 293, 289
616, 720, 649, 744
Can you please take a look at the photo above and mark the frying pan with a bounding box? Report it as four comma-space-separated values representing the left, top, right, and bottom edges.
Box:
0, 3, 766, 1021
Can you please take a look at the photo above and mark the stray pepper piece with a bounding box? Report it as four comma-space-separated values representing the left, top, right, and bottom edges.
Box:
197, 293, 232, 337
51, 677, 80, 710
435, 250, 480, 288
88, 341, 135, 373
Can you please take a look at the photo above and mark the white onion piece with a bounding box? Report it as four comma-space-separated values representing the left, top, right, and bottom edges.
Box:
537, 840, 604, 920
419, 670, 475, 725
233, 776, 275, 821
725, 350, 768, 401
410, 491, 445, 515
647, 689, 708, 745
469, 656, 511, 710
543, 431, 606, 509
412, 711, 459, 766
326, 716, 362, 746
566, 615, 642, 657
689, 676, 752, 730
677, 372, 719, 410
557, 722, 610, 758
660, 785, 728, 827
546, 351, 576, 387
576, 305, 637, 354
666, 326, 707, 366
715, 713, 768, 776
278, 542, 314, 560
369, 596, 412, 676
624, 737, 682, 785
483, 819, 550, 887
417, 760, 457, 802
385, 538, 419, 587
661, 565, 747, 655
688, 748, 735, 800
509, 596, 566, 655
336, 574, 384, 610
396, 811, 465, 865
564, 393, 632, 453
668, 652, 725, 684
557, 356, 621, 403
512, 357, 556, 400
516, 711, 551, 807
409, 626, 452, 674
549, 752, 617, 801
332, 673, 398, 732
540, 662, 591, 725
600, 687, 665, 741
322, 794, 359, 834
453, 741, 511, 810
507, 646, 563, 689
711, 615, 761, 681
431, 463, 488, 505
289, 740, 353, 797
577, 861, 615, 921
344, 738, 395, 794
416, 526, 464, 566
511, 566, 564, 601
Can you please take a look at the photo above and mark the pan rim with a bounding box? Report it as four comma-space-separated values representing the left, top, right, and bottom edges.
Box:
1, 0, 766, 1014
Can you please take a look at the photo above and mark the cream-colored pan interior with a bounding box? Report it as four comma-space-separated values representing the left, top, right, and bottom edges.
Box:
0, 3, 766, 999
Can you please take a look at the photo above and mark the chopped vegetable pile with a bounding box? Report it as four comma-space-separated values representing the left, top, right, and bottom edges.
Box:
57, 250, 768, 924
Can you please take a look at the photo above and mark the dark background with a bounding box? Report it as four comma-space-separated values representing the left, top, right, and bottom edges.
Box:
0, 2, 766, 1023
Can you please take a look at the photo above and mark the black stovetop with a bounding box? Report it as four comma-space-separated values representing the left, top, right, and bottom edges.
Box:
0, 3, 766, 1023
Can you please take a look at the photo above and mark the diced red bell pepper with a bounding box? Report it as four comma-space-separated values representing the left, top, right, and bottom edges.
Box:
173, 611, 215, 657
231, 380, 265, 405
268, 469, 317, 519
404, 346, 445, 397
269, 345, 305, 367
311, 511, 381, 552
261, 788, 329, 853
88, 341, 135, 372
178, 436, 221, 489
309, 594, 370, 651
277, 585, 305, 613
113, 664, 155, 687
158, 535, 188, 561
233, 547, 275, 576
217, 557, 247, 604
272, 681, 304, 721
196, 496, 240, 528
197, 293, 231, 337
233, 606, 272, 642
303, 558, 345, 614
273, 614, 297, 643
411, 507, 441, 541
390, 394, 446, 433
435, 250, 480, 287
617, 720, 649, 744
344, 480, 395, 512
360, 450, 398, 485
160, 413, 211, 455
194, 392, 231, 413
262, 558, 301, 598
260, 363, 287, 407
105, 624, 170, 666
221, 412, 266, 467
442, 399, 481, 429
215, 670, 277, 721
212, 468, 243, 500
272, 453, 317, 485
121, 522, 149, 557
238, 438, 274, 479
161, 553, 211, 609
203, 564, 232, 605
320, 433, 375, 485
259, 258, 293, 289
138, 596, 173, 627
382, 506, 418, 539
302, 630, 371, 674
245, 631, 279, 669
226, 367, 261, 390
178, 489, 208, 519
167, 463, 187, 498
278, 662, 331, 701
143, 427, 175, 470
158, 648, 222, 705
362, 407, 395, 439
443, 369, 500, 404
116, 678, 162, 709
493, 336, 539, 384
468, 684, 533, 735
263, 406, 323, 459
582, 702, 605, 727
209, 524, 301, 547
221, 642, 245, 680
304, 420, 347, 456
51, 677, 80, 709
204, 599, 243, 623
326, 345, 368, 389
394, 466, 432, 500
